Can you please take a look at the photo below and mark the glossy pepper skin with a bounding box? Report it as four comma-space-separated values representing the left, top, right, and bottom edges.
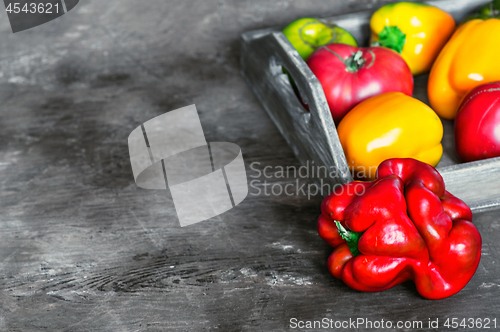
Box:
455, 82, 500, 162
317, 159, 482, 300
370, 2, 456, 76
337, 92, 443, 180
428, 18, 500, 119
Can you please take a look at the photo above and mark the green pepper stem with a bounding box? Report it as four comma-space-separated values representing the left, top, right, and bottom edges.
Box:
481, 0, 500, 16
489, 0, 500, 16
372, 25, 406, 54
335, 220, 362, 257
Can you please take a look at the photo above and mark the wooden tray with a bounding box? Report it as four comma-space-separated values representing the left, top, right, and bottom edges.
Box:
240, 0, 500, 212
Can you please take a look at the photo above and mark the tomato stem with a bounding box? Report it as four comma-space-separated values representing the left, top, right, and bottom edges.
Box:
345, 51, 365, 72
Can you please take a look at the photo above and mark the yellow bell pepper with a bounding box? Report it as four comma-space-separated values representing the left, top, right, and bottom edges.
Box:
370, 2, 456, 76
337, 92, 443, 180
428, 18, 500, 119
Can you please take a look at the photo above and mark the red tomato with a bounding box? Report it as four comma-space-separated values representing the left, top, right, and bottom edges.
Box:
455, 82, 500, 162
307, 44, 413, 124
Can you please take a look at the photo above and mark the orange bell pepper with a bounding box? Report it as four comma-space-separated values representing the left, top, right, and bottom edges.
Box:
337, 92, 443, 180
370, 2, 456, 76
428, 18, 500, 119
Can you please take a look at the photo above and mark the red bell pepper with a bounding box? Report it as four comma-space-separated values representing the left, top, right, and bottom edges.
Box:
455, 81, 500, 162
317, 158, 482, 299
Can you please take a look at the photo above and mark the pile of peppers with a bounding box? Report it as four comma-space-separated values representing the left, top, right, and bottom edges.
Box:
282, 0, 500, 176
280, 1, 498, 299
317, 159, 482, 299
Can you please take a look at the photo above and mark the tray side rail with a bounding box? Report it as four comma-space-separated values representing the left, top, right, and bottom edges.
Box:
241, 30, 353, 189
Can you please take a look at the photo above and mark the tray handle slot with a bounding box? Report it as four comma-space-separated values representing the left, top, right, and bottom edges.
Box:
268, 55, 311, 126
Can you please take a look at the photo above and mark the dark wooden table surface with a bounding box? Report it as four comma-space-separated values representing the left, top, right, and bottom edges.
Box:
0, 1, 499, 331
